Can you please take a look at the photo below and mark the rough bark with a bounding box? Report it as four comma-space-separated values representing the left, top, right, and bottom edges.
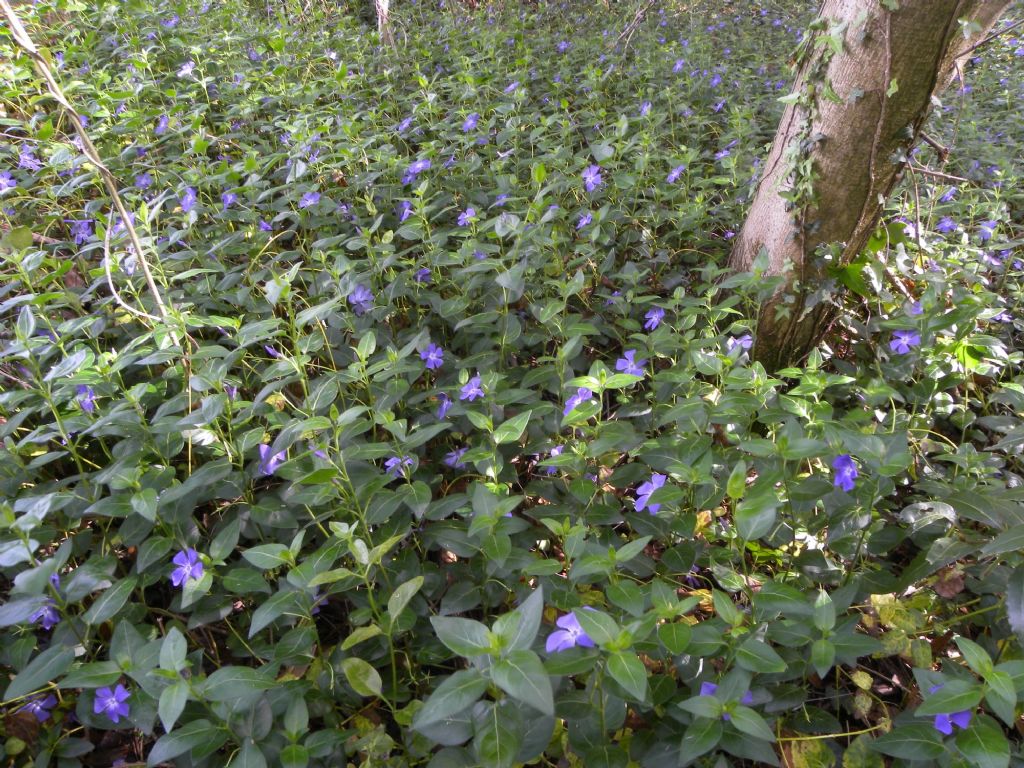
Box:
729, 0, 1014, 370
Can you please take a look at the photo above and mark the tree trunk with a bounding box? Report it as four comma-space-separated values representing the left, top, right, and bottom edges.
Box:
729, 0, 1014, 370
376, 0, 394, 46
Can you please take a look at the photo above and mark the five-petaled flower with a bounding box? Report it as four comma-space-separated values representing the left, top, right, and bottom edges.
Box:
436, 393, 453, 419
639, 100, 652, 116
831, 454, 857, 492
577, 213, 592, 230
0, 171, 17, 193
68, 218, 94, 245
727, 334, 753, 352
635, 473, 667, 514
457, 207, 476, 226
76, 385, 96, 414
615, 350, 646, 377
402, 158, 431, 185
460, 374, 484, 401
890, 330, 921, 354
221, 191, 238, 209
928, 685, 973, 735
94, 684, 131, 724
299, 191, 321, 208
564, 387, 594, 416
667, 164, 686, 183
257, 444, 287, 476
348, 284, 373, 316
385, 455, 414, 478
180, 186, 198, 213
444, 447, 468, 469
545, 611, 595, 653
170, 548, 203, 587
582, 164, 603, 192
20, 693, 58, 722
644, 307, 665, 331
30, 600, 60, 630
462, 113, 479, 132
421, 343, 444, 371
414, 267, 431, 283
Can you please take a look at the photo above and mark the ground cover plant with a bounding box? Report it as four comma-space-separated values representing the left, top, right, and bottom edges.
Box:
1, 0, 1024, 766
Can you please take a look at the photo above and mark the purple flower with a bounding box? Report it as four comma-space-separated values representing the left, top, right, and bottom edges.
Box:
504, 80, 520, 93
134, 172, 153, 190
907, 300, 923, 316
436, 393, 452, 419
461, 375, 485, 401
258, 219, 272, 232
543, 445, 563, 476
94, 685, 130, 724
257, 444, 287, 476
421, 343, 444, 370
635, 473, 667, 514
890, 330, 921, 354
564, 387, 594, 416
170, 548, 203, 587
557, 40, 570, 53
493, 194, 508, 207
727, 334, 753, 352
615, 350, 647, 376
263, 345, 280, 359
402, 158, 432, 185
831, 454, 857, 492
582, 164, 603, 192
644, 307, 665, 331
939, 187, 957, 203
67, 218, 93, 244
414, 267, 431, 283
180, 186, 198, 213
0, 171, 18, 193
928, 684, 972, 735
385, 455, 414, 478
18, 145, 43, 171
457, 207, 476, 226
639, 101, 652, 116
978, 220, 997, 242
19, 694, 58, 722
444, 446, 468, 469
545, 612, 595, 653
577, 213, 592, 230
30, 600, 60, 630
667, 164, 686, 183
398, 200, 413, 222
299, 191, 321, 208
462, 113, 479, 132
177, 60, 196, 78
155, 114, 170, 135
348, 284, 373, 316
397, 116, 413, 133
936, 216, 957, 233
221, 191, 238, 209
76, 384, 96, 413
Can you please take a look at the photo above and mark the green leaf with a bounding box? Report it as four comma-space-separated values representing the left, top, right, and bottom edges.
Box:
229, 742, 268, 768
160, 627, 188, 672
727, 460, 747, 500
158, 679, 189, 732
430, 616, 493, 656
572, 608, 620, 647
83, 576, 137, 625
735, 491, 777, 540
4, 226, 33, 250
491, 650, 553, 715
59, 661, 122, 689
956, 636, 993, 677
813, 590, 835, 631
736, 637, 787, 674
955, 717, 1010, 768
241, 544, 292, 569
870, 723, 944, 760
494, 586, 544, 652
387, 575, 424, 622
657, 622, 692, 654
679, 717, 722, 761
810, 638, 835, 678
341, 657, 383, 697
147, 719, 227, 766
202, 666, 277, 701
413, 669, 488, 729
614, 535, 652, 563
607, 651, 649, 702
729, 705, 775, 741
677, 695, 721, 718
341, 625, 383, 650
5, 647, 75, 700
979, 524, 1024, 556
916, 681, 983, 716
493, 411, 531, 444
473, 702, 522, 768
